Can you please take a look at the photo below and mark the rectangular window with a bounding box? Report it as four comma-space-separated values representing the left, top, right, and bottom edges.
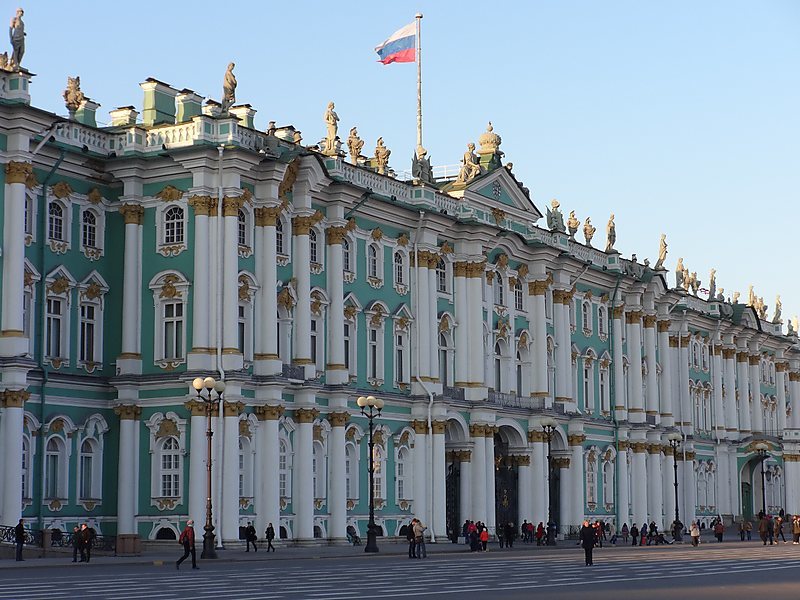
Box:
238, 304, 246, 354
80, 455, 93, 499
80, 304, 96, 362
396, 334, 404, 383
345, 456, 351, 497
369, 329, 378, 379
343, 323, 350, 370
46, 453, 58, 498
46, 298, 62, 358
515, 286, 524, 311
239, 452, 245, 497
163, 302, 184, 360
397, 462, 405, 499
310, 319, 317, 366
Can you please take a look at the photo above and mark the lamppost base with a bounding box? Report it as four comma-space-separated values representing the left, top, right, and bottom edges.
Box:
364, 528, 379, 553
201, 529, 218, 559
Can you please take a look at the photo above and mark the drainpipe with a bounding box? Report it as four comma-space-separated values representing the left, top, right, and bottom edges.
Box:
215, 145, 226, 546
412, 210, 436, 542
34, 146, 67, 529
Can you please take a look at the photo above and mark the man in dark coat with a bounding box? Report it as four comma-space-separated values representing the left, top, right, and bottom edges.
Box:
176, 519, 198, 570
72, 525, 84, 562
406, 519, 417, 558
265, 522, 276, 552
245, 521, 258, 552
14, 519, 25, 561
80, 524, 96, 562
579, 520, 596, 566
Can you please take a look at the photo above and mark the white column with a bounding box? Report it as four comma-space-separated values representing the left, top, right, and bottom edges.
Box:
749, 353, 763, 434
118, 205, 144, 372
790, 368, 800, 429
291, 217, 313, 372
553, 291, 570, 407
458, 453, 472, 525
454, 266, 469, 386
469, 425, 486, 524
531, 436, 546, 525
530, 281, 549, 397
630, 441, 648, 527
293, 405, 316, 540
431, 420, 447, 539
414, 251, 431, 381
518, 454, 533, 525
325, 228, 347, 384
116, 406, 140, 535
784, 449, 800, 516
681, 455, 697, 528
646, 442, 663, 529
0, 391, 26, 525
626, 311, 645, 424
663, 446, 676, 529
723, 348, 738, 437
1, 162, 30, 354
711, 345, 725, 438
221, 402, 240, 542
616, 439, 630, 528
678, 334, 692, 434
188, 197, 210, 357
736, 350, 752, 435
485, 430, 497, 534
257, 406, 281, 539
612, 307, 627, 420
643, 316, 659, 420
570, 436, 584, 528
468, 270, 485, 386
413, 420, 429, 525
776, 363, 788, 434
714, 444, 730, 515
427, 264, 440, 383
221, 200, 242, 369
728, 446, 739, 517
327, 411, 348, 540
255, 210, 281, 374
558, 459, 571, 535
186, 405, 206, 533
658, 322, 674, 427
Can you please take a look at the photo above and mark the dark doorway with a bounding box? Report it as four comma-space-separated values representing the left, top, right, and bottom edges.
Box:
742, 482, 752, 521
494, 434, 519, 531
550, 462, 561, 530
446, 458, 460, 541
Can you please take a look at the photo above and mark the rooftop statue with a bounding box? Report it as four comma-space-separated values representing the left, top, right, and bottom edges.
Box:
604, 213, 616, 253
747, 285, 755, 307
792, 316, 799, 335
733, 291, 740, 304
566, 211, 579, 240
347, 127, 364, 164
717, 287, 725, 302
675, 257, 685, 289
689, 272, 700, 295
789, 318, 796, 336
773, 295, 782, 324
412, 145, 433, 184
221, 62, 237, 114
63, 76, 85, 117
456, 142, 481, 184
0, 51, 8, 71
374, 137, 391, 175
708, 268, 716, 300
8, 7, 24, 71
266, 121, 277, 136
293, 130, 303, 144
654, 233, 667, 269
323, 101, 340, 156
545, 199, 565, 233
583, 217, 596, 247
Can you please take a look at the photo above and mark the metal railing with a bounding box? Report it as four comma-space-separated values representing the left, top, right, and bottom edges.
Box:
51, 530, 116, 553
0, 525, 41, 546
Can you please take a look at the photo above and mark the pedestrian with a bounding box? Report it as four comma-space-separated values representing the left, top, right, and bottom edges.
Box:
580, 520, 596, 566
775, 516, 787, 544
245, 521, 258, 552
690, 521, 701, 547
265, 522, 276, 552
176, 519, 198, 570
535, 522, 544, 546
640, 522, 648, 546
594, 521, 603, 548
71, 525, 84, 562
14, 519, 25, 562
792, 515, 800, 544
521, 520, 529, 543
672, 519, 683, 543
713, 519, 724, 542
630, 523, 639, 546
479, 527, 489, 552
407, 519, 417, 558
608, 522, 617, 545
80, 523, 96, 563
413, 519, 427, 558
462, 519, 470, 545
621, 523, 629, 544
504, 522, 515, 548
738, 520, 746, 541
744, 519, 752, 541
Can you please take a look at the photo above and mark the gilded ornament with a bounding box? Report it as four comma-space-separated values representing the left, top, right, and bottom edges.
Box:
155, 418, 179, 439
51, 181, 73, 199
48, 276, 71, 295
343, 305, 358, 320
119, 204, 144, 225
5, 161, 32, 184
238, 277, 252, 301
87, 188, 103, 205
277, 288, 295, 310
371, 228, 383, 241
159, 275, 182, 299
491, 207, 507, 225
155, 185, 183, 202
25, 170, 38, 189
82, 281, 103, 300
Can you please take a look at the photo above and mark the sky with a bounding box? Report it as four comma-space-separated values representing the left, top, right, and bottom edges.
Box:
17, 0, 800, 325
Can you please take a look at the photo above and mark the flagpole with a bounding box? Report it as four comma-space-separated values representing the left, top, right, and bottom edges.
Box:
415, 13, 423, 151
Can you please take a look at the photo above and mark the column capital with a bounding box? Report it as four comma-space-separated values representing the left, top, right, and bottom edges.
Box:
630, 442, 648, 453
325, 225, 348, 245
255, 206, 283, 227
657, 319, 671, 332
712, 344, 722, 356
722, 348, 736, 360
625, 311, 643, 324
328, 411, 350, 427
183, 400, 207, 417
647, 443, 663, 454
5, 161, 32, 184
782, 453, 800, 462
457, 450, 472, 462
223, 401, 246, 417
222, 195, 246, 217
292, 211, 324, 235
789, 372, 800, 382
454, 261, 468, 277
775, 362, 788, 373
528, 280, 549, 296
412, 419, 430, 434
1, 389, 30, 408
255, 404, 285, 421
527, 430, 545, 443
612, 306, 625, 319
114, 404, 142, 420
554, 457, 571, 468
643, 315, 658, 328
617, 440, 630, 451
568, 433, 586, 446
188, 195, 213, 216
295, 407, 320, 424
748, 355, 760, 366
736, 351, 749, 363
484, 425, 498, 438
119, 203, 145, 225
431, 420, 447, 434
468, 423, 485, 437
680, 334, 692, 345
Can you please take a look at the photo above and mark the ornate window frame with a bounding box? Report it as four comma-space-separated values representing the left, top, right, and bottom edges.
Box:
342, 234, 356, 283
146, 411, 187, 510
278, 425, 294, 507
149, 271, 190, 369
76, 414, 108, 509
392, 249, 408, 295
365, 302, 387, 386
393, 427, 414, 508
44, 267, 76, 368
155, 202, 188, 257
77, 271, 108, 373
47, 194, 72, 254
237, 206, 254, 258
366, 241, 384, 288
24, 187, 37, 246
79, 204, 105, 261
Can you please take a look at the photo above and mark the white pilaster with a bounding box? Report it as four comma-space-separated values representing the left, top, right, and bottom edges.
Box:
221, 402, 241, 542
643, 316, 659, 421
663, 446, 676, 528
678, 334, 692, 434
553, 291, 570, 407
427, 264, 440, 383
776, 362, 787, 434
188, 197, 211, 367
646, 440, 663, 529
292, 216, 313, 377
616, 436, 630, 528
325, 228, 347, 384
117, 410, 139, 534
723, 347, 738, 437
431, 420, 447, 539
187, 408, 206, 533
454, 267, 469, 386
531, 437, 547, 525
630, 437, 648, 527
469, 426, 486, 524
485, 431, 496, 534
626, 311, 645, 424
736, 349, 752, 435
293, 401, 316, 541
0, 163, 29, 356
118, 205, 144, 373
658, 322, 674, 427
569, 435, 584, 528
327, 409, 348, 541
413, 421, 429, 525
749, 352, 763, 434
255, 403, 281, 539
458, 454, 472, 525
467, 273, 485, 390
0, 392, 25, 524
558, 459, 571, 535
414, 252, 431, 381
612, 307, 627, 420
711, 345, 725, 438
518, 454, 533, 525
530, 281, 549, 398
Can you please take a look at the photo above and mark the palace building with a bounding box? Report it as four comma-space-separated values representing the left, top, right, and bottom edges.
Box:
1, 62, 799, 549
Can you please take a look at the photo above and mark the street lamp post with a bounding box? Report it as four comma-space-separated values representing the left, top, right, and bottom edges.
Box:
667, 432, 682, 533
192, 376, 226, 559
540, 416, 557, 546
755, 442, 769, 516
357, 395, 384, 553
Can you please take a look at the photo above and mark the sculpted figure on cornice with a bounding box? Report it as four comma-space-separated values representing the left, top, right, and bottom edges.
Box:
773, 295, 782, 324
566, 210, 579, 240
546, 199, 565, 233
347, 127, 363, 164
374, 137, 391, 175
222, 62, 237, 114
63, 76, 85, 115
9, 8, 24, 71
323, 101, 340, 156
604, 213, 616, 253
582, 217, 596, 247
456, 142, 481, 184
654, 233, 667, 270
412, 145, 433, 184
708, 268, 716, 300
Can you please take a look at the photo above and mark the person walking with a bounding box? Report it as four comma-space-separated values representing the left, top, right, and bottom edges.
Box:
738, 520, 746, 541
690, 521, 701, 547
413, 519, 427, 558
621, 523, 629, 544
176, 519, 198, 570
406, 519, 417, 558
792, 515, 800, 544
535, 522, 544, 546
71, 525, 84, 562
608, 522, 617, 545
630, 523, 639, 546
245, 521, 258, 552
713, 519, 724, 543
504, 522, 515, 548
744, 519, 752, 541
479, 527, 489, 552
80, 524, 96, 563
775, 516, 787, 544
580, 521, 596, 566
265, 522, 276, 552
640, 522, 648, 546
14, 519, 25, 562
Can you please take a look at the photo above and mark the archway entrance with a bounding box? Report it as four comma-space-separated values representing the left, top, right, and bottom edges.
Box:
445, 419, 468, 540
494, 433, 519, 531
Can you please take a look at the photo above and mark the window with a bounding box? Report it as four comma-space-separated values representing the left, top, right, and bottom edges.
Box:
79, 439, 95, 500
602, 458, 614, 506
276, 219, 285, 254
313, 441, 326, 498
516, 351, 523, 395
368, 328, 379, 380
238, 303, 246, 355
163, 301, 184, 360
160, 437, 181, 497
48, 202, 64, 241
344, 322, 351, 371
345, 443, 358, 499
310, 318, 322, 372
24, 194, 35, 239
494, 274, 504, 306
82, 211, 97, 248
393, 251, 405, 285
514, 279, 524, 311
279, 439, 291, 499
372, 445, 386, 500
310, 229, 319, 263
239, 437, 253, 498
79, 303, 97, 363
238, 209, 247, 246
396, 447, 412, 500
436, 259, 447, 293
583, 362, 593, 412
439, 333, 451, 387
46, 298, 64, 358
582, 301, 592, 333
599, 365, 610, 413
163, 206, 184, 244
45, 437, 66, 499
494, 342, 503, 391
368, 245, 379, 279
342, 238, 352, 273
598, 306, 607, 338
586, 453, 597, 505
21, 436, 32, 501
394, 332, 408, 386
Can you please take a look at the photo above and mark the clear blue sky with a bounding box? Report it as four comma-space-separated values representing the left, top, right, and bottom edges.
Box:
21, 0, 800, 325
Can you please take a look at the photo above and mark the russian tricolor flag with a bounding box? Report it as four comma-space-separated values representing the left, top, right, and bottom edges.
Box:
375, 22, 416, 65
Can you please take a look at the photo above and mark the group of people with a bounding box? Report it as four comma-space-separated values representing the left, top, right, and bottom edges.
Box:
405, 518, 428, 558
176, 520, 276, 570
617, 521, 672, 546
755, 512, 800, 545
12, 519, 96, 563
460, 519, 558, 550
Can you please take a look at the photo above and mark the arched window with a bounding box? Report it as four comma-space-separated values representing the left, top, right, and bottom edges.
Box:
516, 350, 523, 395
583, 359, 594, 412
45, 437, 66, 499
310, 229, 319, 263
599, 361, 610, 413
79, 439, 96, 500
21, 436, 32, 501
372, 444, 386, 500
345, 443, 358, 499
368, 245, 379, 279
598, 306, 607, 337
436, 258, 447, 293
239, 436, 254, 498
494, 274, 504, 306
312, 441, 326, 498
48, 202, 64, 241
279, 439, 291, 500
514, 279, 524, 311
238, 209, 247, 246
342, 238, 352, 273
163, 206, 184, 245
159, 437, 181, 498
586, 452, 597, 505
79, 302, 97, 363
275, 219, 285, 254
602, 458, 614, 506
396, 446, 412, 500
82, 211, 97, 248
393, 251, 405, 285
494, 342, 503, 391
582, 301, 592, 333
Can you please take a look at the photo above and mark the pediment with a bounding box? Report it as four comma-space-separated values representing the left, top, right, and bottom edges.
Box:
461, 167, 543, 222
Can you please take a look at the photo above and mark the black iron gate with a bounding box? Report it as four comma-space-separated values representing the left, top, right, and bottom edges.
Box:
494, 435, 519, 532
446, 459, 460, 541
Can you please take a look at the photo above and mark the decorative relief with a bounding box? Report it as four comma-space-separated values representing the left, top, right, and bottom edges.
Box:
370, 228, 383, 241
87, 188, 103, 205
155, 418, 179, 439
277, 288, 295, 310
155, 185, 183, 202
491, 207, 507, 224
157, 244, 186, 258
238, 276, 253, 301
51, 181, 73, 199
81, 246, 102, 261
278, 158, 300, 200
48, 240, 69, 255
255, 405, 285, 421
155, 498, 178, 511
47, 276, 71, 295
239, 420, 252, 438
159, 275, 183, 299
